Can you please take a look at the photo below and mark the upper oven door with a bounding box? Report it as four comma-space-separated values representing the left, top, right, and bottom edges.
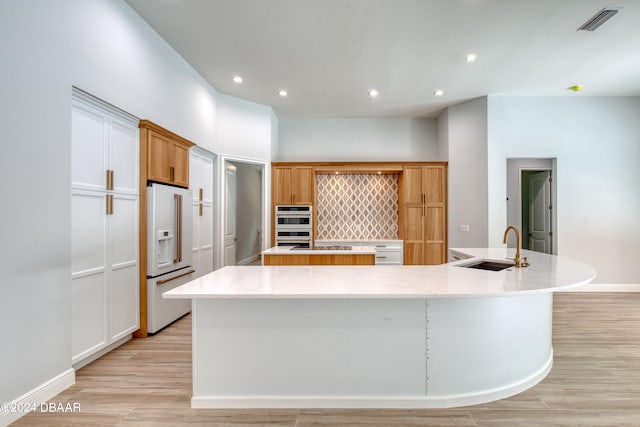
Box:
275, 205, 312, 228
276, 205, 312, 214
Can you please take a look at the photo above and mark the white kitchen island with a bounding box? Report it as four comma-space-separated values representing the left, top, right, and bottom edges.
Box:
164, 248, 596, 409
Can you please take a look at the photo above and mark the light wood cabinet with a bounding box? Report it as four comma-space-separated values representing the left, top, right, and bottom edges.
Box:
272, 166, 314, 205
401, 165, 447, 265
140, 120, 194, 188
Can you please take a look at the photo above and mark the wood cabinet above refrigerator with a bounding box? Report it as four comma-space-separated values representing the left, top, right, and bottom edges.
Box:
139, 120, 194, 188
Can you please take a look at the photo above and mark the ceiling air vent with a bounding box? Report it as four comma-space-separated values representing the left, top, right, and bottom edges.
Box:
577, 7, 621, 31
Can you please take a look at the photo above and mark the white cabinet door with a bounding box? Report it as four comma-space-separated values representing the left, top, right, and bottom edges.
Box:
72, 98, 138, 196
190, 149, 215, 277
200, 155, 214, 203
71, 189, 108, 364
71, 101, 107, 192
109, 193, 139, 341
198, 202, 214, 275
109, 118, 139, 195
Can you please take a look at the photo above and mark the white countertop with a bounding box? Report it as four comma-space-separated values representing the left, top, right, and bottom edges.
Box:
164, 248, 596, 299
262, 245, 377, 255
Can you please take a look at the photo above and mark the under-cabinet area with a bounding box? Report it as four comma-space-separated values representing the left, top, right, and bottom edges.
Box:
271, 162, 447, 265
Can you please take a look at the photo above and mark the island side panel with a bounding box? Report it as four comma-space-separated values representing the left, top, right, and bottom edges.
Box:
426, 293, 553, 405
192, 298, 426, 407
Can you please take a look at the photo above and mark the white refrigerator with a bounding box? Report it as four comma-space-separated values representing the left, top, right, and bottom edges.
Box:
147, 183, 194, 333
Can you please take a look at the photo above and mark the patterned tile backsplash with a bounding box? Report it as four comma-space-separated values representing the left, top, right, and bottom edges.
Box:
316, 174, 398, 240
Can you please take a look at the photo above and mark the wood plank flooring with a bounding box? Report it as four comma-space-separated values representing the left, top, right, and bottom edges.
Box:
11, 292, 640, 426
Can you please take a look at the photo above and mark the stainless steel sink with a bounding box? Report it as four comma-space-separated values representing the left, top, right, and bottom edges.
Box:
457, 260, 514, 271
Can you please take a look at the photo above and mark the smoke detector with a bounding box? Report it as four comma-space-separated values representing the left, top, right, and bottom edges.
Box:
577, 7, 622, 31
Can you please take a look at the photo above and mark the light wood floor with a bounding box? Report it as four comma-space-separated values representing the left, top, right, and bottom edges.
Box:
12, 293, 640, 426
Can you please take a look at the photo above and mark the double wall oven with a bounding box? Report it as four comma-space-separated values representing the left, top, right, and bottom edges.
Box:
275, 205, 312, 248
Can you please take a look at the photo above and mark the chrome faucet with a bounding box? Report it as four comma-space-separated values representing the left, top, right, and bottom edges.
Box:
503, 225, 526, 268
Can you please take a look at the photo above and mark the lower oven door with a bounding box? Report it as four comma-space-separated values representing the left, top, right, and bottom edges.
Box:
276, 229, 312, 248
276, 239, 311, 249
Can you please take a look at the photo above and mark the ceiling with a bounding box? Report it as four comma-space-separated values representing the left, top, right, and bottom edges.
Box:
125, 0, 640, 118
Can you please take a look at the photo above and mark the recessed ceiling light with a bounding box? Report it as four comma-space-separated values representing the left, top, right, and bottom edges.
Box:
465, 54, 477, 63
232, 75, 243, 83
368, 89, 379, 97
433, 90, 444, 96
278, 89, 288, 97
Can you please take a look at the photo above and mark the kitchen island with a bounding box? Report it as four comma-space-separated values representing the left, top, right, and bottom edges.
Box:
164, 248, 595, 409
262, 244, 376, 265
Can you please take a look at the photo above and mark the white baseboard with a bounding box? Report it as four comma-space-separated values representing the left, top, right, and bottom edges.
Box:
562, 283, 640, 292
236, 254, 261, 266
72, 334, 132, 370
0, 368, 75, 427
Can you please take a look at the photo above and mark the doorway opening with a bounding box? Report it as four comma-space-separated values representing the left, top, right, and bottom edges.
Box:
506, 158, 557, 255
220, 156, 267, 266
521, 170, 552, 253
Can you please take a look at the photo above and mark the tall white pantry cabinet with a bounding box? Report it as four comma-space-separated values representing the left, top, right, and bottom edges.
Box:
71, 91, 139, 366
190, 148, 215, 278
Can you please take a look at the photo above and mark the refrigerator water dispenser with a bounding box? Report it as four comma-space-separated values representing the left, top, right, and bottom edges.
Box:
157, 229, 174, 267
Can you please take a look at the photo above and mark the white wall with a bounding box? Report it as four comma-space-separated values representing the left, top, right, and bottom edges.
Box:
0, 0, 274, 407
276, 118, 439, 161
216, 92, 274, 161
444, 97, 489, 248
487, 96, 640, 284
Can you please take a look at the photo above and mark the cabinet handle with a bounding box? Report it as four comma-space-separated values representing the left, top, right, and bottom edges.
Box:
106, 170, 114, 190
174, 193, 182, 263
199, 203, 203, 217
170, 166, 175, 182
199, 188, 203, 201
422, 194, 425, 204
106, 194, 113, 215
376, 256, 387, 259
292, 194, 296, 204
422, 205, 425, 216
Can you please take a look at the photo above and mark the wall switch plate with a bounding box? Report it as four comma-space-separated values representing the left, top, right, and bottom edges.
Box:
459, 225, 470, 232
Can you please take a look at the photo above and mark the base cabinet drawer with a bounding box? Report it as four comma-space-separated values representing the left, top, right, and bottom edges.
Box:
374, 250, 403, 265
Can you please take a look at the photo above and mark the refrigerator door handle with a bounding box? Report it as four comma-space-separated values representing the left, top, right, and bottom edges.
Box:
155, 268, 195, 285
174, 193, 182, 263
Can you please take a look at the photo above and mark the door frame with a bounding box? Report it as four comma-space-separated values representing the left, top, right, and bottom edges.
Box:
218, 155, 269, 268
506, 158, 557, 255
